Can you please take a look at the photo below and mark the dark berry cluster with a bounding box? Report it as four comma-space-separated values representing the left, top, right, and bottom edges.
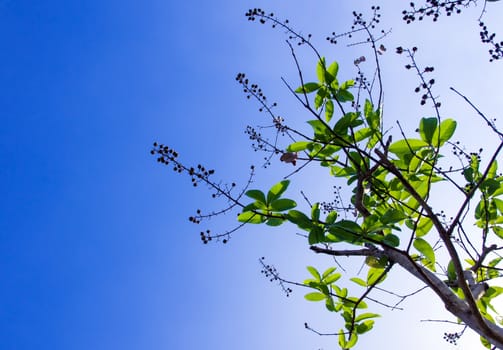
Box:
402, 1, 470, 23
151, 143, 215, 187
236, 73, 267, 102
396, 47, 440, 107
259, 257, 293, 296
443, 331, 461, 345
245, 8, 273, 24
479, 21, 503, 61
151, 142, 180, 170
326, 6, 382, 45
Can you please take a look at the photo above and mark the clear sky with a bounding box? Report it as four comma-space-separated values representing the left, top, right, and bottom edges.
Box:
1, 1, 503, 350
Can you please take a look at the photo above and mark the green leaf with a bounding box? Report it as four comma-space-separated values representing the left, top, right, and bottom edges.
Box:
364, 99, 373, 118
340, 79, 355, 90
431, 119, 457, 147
287, 141, 311, 152
346, 333, 358, 349
237, 211, 264, 224
304, 292, 326, 301
355, 313, 380, 322
333, 220, 363, 234
447, 260, 456, 282
413, 238, 436, 270
389, 139, 429, 156
335, 89, 354, 102
327, 60, 339, 79
308, 226, 325, 244
311, 202, 320, 221
383, 234, 400, 247
416, 217, 434, 237
381, 208, 406, 224
267, 180, 290, 203
354, 127, 372, 142
314, 88, 326, 109
270, 198, 297, 212
326, 211, 338, 224
419, 117, 438, 144
350, 277, 367, 287
308, 119, 332, 142
316, 57, 326, 83
367, 267, 386, 285
481, 179, 501, 196
307, 266, 321, 280
325, 99, 334, 122
492, 226, 503, 239
324, 273, 342, 284
287, 210, 312, 230
338, 330, 347, 348
265, 217, 285, 226
356, 320, 375, 334
245, 189, 266, 204
488, 160, 498, 179
480, 336, 491, 349
294, 82, 321, 94
322, 267, 337, 279
485, 286, 503, 299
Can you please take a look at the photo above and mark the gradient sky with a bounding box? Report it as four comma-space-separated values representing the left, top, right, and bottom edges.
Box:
2, 1, 503, 349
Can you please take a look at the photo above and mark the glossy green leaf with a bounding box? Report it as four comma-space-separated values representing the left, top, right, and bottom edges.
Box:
287, 210, 312, 230
340, 79, 355, 90
389, 139, 429, 156
492, 226, 503, 239
265, 217, 285, 226
481, 179, 501, 196
327, 60, 339, 78
338, 330, 347, 348
308, 226, 325, 244
294, 82, 321, 94
267, 180, 290, 203
367, 267, 386, 285
237, 211, 264, 224
345, 333, 358, 348
311, 202, 320, 221
324, 273, 342, 284
381, 208, 406, 224
415, 217, 434, 237
431, 118, 457, 147
245, 189, 266, 204
350, 277, 367, 287
354, 127, 372, 142
488, 160, 499, 179
419, 117, 438, 144
355, 313, 380, 322
383, 234, 400, 247
413, 238, 436, 270
356, 320, 375, 334
305, 292, 326, 301
364, 99, 372, 118
326, 211, 338, 224
308, 119, 332, 142
316, 57, 326, 83
287, 141, 311, 152
325, 99, 334, 122
485, 286, 503, 299
322, 267, 337, 279
270, 198, 297, 212
335, 89, 354, 102
307, 266, 321, 280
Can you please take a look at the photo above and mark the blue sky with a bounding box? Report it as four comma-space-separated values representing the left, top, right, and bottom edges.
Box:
1, 1, 503, 349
